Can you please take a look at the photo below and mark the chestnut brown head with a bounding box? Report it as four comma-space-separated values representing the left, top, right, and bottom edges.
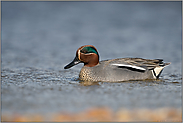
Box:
64, 45, 99, 69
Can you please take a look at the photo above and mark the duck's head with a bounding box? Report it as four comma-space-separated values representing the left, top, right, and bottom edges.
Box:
64, 45, 99, 69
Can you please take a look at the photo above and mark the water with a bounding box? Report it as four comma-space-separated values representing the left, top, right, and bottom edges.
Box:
1, 1, 182, 115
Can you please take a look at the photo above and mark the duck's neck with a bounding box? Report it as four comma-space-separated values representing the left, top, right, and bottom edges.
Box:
84, 62, 99, 67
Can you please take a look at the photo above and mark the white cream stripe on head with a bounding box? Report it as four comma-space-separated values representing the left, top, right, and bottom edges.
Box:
112, 64, 146, 71
78, 50, 81, 60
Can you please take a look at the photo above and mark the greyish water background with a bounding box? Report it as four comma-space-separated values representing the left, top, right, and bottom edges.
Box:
1, 1, 182, 116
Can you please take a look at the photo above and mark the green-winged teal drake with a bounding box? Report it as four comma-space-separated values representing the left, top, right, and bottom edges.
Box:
64, 45, 170, 82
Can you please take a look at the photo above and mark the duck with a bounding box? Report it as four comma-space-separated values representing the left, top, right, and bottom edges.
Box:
64, 45, 170, 82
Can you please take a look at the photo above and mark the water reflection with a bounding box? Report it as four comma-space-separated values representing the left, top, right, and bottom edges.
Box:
79, 81, 100, 86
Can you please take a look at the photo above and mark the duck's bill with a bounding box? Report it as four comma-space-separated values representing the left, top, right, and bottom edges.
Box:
64, 57, 81, 69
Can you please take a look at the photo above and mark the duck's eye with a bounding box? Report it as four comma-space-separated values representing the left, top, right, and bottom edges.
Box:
81, 49, 87, 54
80, 46, 98, 55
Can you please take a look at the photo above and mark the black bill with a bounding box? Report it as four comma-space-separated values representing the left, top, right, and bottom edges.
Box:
64, 57, 81, 69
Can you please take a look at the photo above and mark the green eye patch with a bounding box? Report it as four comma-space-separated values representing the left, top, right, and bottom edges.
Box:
81, 47, 98, 55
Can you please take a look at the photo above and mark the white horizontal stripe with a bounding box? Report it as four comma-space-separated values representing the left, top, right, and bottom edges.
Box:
112, 63, 146, 71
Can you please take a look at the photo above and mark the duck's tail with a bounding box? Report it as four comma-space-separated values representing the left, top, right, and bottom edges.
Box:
152, 62, 171, 79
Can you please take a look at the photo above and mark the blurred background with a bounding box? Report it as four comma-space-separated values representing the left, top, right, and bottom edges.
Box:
1, 1, 182, 122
